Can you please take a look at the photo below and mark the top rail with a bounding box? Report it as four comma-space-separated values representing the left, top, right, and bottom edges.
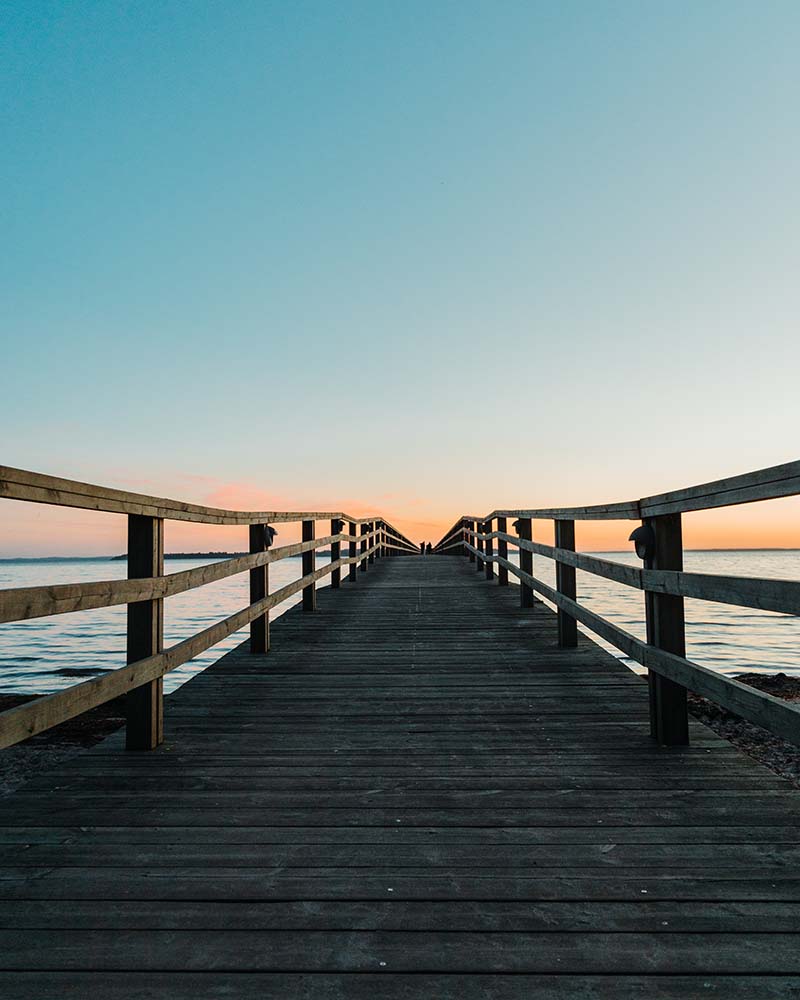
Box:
0, 465, 386, 525
450, 459, 800, 527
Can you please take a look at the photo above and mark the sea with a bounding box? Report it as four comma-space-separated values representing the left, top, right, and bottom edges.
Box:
0, 551, 798, 695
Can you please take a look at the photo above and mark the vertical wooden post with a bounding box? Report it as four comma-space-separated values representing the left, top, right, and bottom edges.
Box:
462, 520, 468, 558
484, 517, 494, 580
249, 524, 269, 653
330, 518, 341, 588
555, 519, 578, 648
360, 523, 368, 572
468, 520, 476, 563
516, 517, 534, 608
497, 516, 508, 585
302, 519, 316, 611
126, 514, 164, 751
348, 521, 357, 581
476, 522, 484, 572
368, 520, 375, 564
644, 513, 689, 746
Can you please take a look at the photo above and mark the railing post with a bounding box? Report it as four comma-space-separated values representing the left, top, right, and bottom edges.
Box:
302, 519, 316, 611
516, 517, 534, 608
126, 514, 164, 751
476, 522, 484, 571
360, 523, 368, 572
466, 520, 475, 562
368, 520, 375, 564
462, 520, 468, 558
497, 516, 508, 585
555, 519, 578, 648
484, 517, 494, 580
644, 512, 689, 746
348, 521, 357, 580
249, 524, 269, 653
330, 518, 341, 588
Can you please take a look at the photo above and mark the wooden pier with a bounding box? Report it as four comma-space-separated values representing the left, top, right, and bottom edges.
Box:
1, 463, 800, 996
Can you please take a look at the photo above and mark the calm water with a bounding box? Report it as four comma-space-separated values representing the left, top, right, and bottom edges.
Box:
0, 551, 798, 694
0, 555, 331, 695
510, 549, 800, 678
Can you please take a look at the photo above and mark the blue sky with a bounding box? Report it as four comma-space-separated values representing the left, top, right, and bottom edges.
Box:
1, 1, 799, 550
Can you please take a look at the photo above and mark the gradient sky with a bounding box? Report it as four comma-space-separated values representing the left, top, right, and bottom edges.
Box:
2, 1, 799, 554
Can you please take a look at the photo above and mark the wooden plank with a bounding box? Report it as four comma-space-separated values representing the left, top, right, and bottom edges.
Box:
1, 974, 799, 1000
0, 532, 364, 624
0, 465, 405, 528
3, 927, 800, 973
3, 898, 800, 931
436, 462, 800, 550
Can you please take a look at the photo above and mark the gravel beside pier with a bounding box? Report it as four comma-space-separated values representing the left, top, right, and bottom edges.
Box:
0, 695, 125, 797
688, 672, 800, 787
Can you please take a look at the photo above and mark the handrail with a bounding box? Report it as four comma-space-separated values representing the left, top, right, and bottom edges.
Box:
0, 464, 391, 526
442, 459, 800, 531
433, 459, 800, 749
0, 467, 418, 750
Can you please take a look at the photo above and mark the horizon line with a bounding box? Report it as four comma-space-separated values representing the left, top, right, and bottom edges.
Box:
2, 546, 800, 561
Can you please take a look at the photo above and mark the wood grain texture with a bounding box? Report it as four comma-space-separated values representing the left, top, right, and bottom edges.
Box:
1, 556, 798, 994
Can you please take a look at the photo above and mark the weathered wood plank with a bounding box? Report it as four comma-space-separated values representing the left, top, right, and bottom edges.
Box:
1, 555, 799, 990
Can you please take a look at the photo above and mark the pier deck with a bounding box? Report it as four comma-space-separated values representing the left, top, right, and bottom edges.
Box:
1, 555, 799, 997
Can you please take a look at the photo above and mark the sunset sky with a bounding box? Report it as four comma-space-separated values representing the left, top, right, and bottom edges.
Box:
2, 1, 798, 555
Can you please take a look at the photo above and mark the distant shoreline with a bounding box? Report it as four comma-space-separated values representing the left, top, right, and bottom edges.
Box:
0, 551, 337, 562
2, 548, 800, 562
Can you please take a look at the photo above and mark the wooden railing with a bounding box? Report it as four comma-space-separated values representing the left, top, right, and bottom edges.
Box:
434, 460, 800, 747
0, 466, 417, 750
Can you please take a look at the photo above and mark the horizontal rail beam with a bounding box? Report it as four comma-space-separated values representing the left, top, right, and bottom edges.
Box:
0, 543, 380, 750
463, 528, 800, 616
463, 543, 800, 745
0, 531, 384, 623
0, 465, 411, 530
442, 459, 800, 529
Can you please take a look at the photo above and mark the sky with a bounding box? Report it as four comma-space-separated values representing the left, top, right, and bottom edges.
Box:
1, 0, 799, 555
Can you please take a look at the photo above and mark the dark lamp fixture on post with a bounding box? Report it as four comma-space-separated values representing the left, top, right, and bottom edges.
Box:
629, 524, 655, 561
511, 519, 520, 531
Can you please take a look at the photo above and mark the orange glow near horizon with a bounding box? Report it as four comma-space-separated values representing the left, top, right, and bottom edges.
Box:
1, 487, 799, 557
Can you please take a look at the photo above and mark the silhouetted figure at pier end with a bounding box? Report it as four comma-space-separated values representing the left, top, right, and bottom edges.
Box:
426, 542, 432, 555
420, 541, 426, 555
